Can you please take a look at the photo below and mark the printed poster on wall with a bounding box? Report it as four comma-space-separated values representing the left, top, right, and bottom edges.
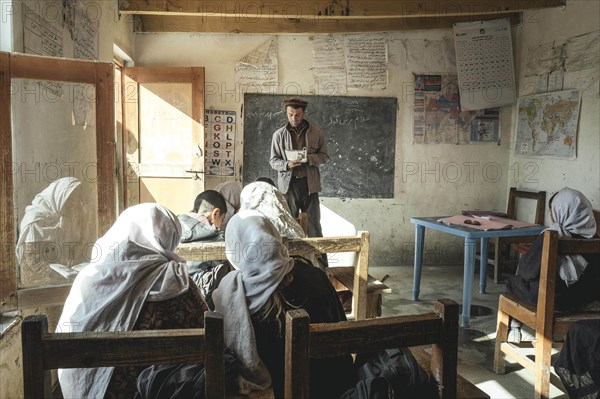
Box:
413, 74, 500, 144
453, 18, 516, 110
205, 110, 236, 176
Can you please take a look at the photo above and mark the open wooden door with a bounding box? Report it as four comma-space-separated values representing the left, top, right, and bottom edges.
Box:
122, 67, 205, 215
1, 52, 115, 310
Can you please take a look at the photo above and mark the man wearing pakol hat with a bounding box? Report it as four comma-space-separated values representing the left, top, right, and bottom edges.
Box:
269, 97, 329, 244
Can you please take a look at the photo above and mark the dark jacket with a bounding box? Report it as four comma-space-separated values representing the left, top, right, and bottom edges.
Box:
252, 258, 355, 399
507, 234, 600, 311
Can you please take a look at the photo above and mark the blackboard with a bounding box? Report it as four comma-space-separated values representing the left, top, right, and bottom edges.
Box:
242, 94, 397, 198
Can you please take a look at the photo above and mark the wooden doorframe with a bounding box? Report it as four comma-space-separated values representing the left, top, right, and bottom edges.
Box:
121, 67, 205, 209
0, 52, 115, 311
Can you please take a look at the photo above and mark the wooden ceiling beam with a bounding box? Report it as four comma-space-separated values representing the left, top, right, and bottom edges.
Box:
134, 12, 522, 34
119, 0, 564, 19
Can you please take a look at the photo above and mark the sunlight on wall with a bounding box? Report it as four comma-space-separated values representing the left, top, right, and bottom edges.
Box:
320, 204, 357, 267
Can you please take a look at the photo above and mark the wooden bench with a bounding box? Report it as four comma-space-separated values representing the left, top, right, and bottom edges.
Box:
21, 311, 227, 399
493, 230, 600, 399
22, 301, 487, 399
285, 299, 489, 399
177, 231, 390, 320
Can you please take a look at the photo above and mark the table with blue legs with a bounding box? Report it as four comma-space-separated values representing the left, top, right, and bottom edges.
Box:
410, 216, 545, 328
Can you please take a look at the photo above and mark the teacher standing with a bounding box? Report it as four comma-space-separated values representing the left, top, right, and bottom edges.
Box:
269, 97, 329, 241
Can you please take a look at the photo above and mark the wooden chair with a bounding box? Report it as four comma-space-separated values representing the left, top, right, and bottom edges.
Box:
285, 299, 489, 399
493, 230, 600, 399
477, 187, 546, 283
22, 311, 226, 399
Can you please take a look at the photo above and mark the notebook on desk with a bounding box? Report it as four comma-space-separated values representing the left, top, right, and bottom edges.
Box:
438, 215, 539, 231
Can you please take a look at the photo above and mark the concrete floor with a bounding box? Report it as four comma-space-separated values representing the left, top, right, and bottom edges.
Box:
370, 265, 569, 399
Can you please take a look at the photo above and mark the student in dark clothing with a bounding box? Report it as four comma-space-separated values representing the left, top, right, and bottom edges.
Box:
135, 210, 437, 399
554, 319, 600, 399
212, 210, 355, 398
506, 187, 599, 341
507, 187, 599, 311
210, 210, 437, 399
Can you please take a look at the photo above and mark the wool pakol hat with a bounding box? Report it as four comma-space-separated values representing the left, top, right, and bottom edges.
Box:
282, 97, 308, 108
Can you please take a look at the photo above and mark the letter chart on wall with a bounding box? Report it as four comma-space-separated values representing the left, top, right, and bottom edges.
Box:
205, 110, 236, 176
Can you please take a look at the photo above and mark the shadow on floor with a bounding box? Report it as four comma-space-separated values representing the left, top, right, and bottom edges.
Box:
372, 265, 569, 399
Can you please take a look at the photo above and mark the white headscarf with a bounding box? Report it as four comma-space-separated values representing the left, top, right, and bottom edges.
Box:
57, 203, 189, 399
16, 177, 81, 265
214, 181, 243, 230
212, 210, 294, 394
547, 187, 597, 285
240, 181, 305, 239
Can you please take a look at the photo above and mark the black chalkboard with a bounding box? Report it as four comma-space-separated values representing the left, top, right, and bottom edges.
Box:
242, 94, 397, 198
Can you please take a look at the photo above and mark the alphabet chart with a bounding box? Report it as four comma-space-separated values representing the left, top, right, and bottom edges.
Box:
453, 18, 516, 111
205, 110, 236, 176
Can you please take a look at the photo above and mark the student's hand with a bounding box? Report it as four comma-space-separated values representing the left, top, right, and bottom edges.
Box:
287, 160, 302, 169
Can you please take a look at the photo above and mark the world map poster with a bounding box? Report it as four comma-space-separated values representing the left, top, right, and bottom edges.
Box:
515, 89, 581, 158
413, 74, 500, 144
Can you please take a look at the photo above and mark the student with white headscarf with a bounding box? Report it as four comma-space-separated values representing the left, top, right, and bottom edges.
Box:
239, 181, 306, 239
57, 203, 209, 399
212, 210, 352, 398
239, 180, 331, 270
507, 187, 599, 312
16, 177, 83, 287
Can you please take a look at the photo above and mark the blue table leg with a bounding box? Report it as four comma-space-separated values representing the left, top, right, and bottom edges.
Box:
412, 225, 425, 301
479, 237, 489, 294
461, 237, 477, 328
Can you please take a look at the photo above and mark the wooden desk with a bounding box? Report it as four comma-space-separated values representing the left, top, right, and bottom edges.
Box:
177, 232, 382, 320
410, 216, 545, 328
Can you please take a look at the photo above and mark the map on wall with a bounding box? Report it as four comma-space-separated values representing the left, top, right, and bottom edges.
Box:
413, 74, 500, 144
515, 89, 581, 158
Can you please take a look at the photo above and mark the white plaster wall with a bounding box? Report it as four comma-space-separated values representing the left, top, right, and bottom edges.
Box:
135, 30, 513, 266
510, 1, 600, 218
9, 0, 134, 60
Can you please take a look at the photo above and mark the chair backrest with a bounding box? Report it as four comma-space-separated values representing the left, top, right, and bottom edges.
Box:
536, 230, 600, 338
506, 187, 546, 224
284, 299, 459, 399
21, 311, 225, 399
